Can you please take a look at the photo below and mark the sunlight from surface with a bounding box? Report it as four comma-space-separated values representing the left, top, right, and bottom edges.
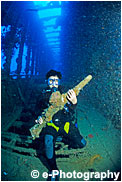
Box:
33, 1, 62, 68
33, 1, 50, 7
44, 26, 61, 33
38, 8, 61, 19
46, 32, 60, 38
43, 18, 57, 26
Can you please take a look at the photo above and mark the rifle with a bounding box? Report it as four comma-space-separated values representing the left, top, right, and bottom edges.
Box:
30, 75, 92, 140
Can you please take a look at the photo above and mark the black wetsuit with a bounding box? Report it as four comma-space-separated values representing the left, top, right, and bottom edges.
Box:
33, 86, 86, 174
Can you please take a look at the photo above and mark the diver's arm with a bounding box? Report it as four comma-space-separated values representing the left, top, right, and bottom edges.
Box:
65, 89, 77, 111
35, 116, 43, 124
66, 101, 77, 111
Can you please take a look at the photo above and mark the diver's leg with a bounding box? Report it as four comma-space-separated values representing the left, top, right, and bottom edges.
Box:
44, 129, 60, 181
45, 134, 58, 170
34, 126, 59, 181
65, 122, 87, 149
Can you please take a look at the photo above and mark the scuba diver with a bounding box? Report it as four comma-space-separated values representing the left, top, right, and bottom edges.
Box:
33, 69, 87, 181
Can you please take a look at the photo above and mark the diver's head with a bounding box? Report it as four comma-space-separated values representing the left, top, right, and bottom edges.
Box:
46, 69, 62, 90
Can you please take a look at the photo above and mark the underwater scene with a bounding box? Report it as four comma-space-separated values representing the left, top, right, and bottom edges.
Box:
1, 1, 121, 181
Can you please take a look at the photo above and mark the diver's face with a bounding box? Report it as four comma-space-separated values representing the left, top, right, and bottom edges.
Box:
48, 76, 60, 88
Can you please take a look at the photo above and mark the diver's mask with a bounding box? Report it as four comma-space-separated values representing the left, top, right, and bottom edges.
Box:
47, 78, 60, 87
45, 78, 60, 92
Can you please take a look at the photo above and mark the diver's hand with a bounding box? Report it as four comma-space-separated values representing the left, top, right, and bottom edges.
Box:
67, 89, 77, 104
35, 116, 43, 124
